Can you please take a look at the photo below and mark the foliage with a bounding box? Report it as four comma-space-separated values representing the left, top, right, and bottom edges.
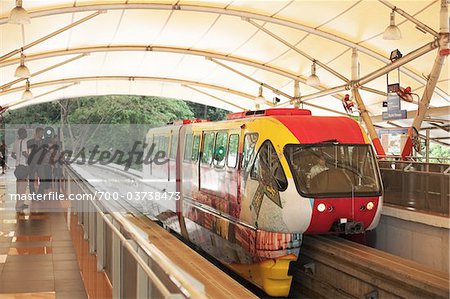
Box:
185, 102, 229, 121
3, 95, 230, 170
429, 143, 450, 159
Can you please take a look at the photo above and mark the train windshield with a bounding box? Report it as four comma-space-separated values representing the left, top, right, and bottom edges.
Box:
284, 143, 381, 198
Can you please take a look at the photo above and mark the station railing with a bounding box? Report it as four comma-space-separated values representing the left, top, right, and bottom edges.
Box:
64, 165, 207, 299
378, 159, 450, 216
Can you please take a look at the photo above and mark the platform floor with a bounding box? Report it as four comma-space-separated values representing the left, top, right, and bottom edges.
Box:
0, 171, 87, 298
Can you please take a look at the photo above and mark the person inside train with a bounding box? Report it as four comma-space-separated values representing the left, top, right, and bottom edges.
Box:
310, 153, 329, 179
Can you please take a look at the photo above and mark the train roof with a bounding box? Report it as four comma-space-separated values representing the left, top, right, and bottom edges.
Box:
150, 108, 367, 144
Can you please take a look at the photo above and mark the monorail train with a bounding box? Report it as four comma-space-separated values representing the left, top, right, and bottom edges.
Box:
142, 108, 383, 296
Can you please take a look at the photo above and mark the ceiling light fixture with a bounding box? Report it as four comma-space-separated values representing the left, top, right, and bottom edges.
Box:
254, 84, 265, 109
306, 61, 320, 87
383, 10, 402, 40
8, 0, 30, 24
14, 53, 30, 78
22, 79, 33, 100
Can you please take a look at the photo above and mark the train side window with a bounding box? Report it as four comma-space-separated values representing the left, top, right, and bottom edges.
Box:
146, 134, 153, 157
213, 131, 228, 168
251, 140, 288, 191
227, 134, 239, 168
184, 134, 193, 162
242, 133, 258, 170
201, 132, 215, 165
159, 136, 168, 157
192, 135, 200, 162
170, 133, 178, 159
153, 136, 160, 156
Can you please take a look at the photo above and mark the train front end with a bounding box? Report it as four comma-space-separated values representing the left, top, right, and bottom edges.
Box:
279, 115, 383, 235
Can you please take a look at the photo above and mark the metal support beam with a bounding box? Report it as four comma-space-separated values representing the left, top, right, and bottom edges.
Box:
182, 84, 247, 110
206, 57, 294, 101
387, 121, 450, 147
9, 83, 79, 109
360, 86, 387, 96
378, 0, 440, 37
351, 49, 386, 156
0, 2, 446, 99
299, 39, 439, 102
301, 101, 347, 116
0, 46, 305, 82
245, 18, 349, 83
3, 75, 348, 116
0, 54, 87, 91
0, 11, 104, 63
401, 0, 449, 159
425, 129, 430, 163
0, 76, 255, 100
293, 80, 300, 108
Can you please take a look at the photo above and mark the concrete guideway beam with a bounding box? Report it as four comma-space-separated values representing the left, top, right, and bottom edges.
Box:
0, 2, 447, 99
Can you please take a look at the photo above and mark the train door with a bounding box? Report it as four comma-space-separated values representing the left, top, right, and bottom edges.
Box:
225, 130, 240, 218
199, 130, 215, 193
168, 129, 179, 186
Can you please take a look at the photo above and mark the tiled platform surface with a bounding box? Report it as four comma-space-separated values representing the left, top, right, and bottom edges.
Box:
0, 171, 87, 299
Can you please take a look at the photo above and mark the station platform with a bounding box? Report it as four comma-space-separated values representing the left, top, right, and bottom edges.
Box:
0, 165, 257, 299
0, 173, 87, 298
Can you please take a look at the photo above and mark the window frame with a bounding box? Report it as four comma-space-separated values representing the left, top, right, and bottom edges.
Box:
250, 140, 288, 192
226, 134, 239, 169
201, 131, 216, 166
183, 133, 193, 162
192, 134, 200, 162
213, 130, 228, 169
283, 143, 383, 198
241, 132, 259, 170
169, 132, 178, 160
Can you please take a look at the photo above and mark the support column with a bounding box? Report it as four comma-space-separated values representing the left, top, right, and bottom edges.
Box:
352, 89, 386, 156
293, 80, 300, 108
351, 49, 386, 156
401, 0, 449, 159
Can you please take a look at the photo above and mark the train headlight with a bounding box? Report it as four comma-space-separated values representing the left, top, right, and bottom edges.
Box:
366, 202, 374, 210
317, 203, 326, 212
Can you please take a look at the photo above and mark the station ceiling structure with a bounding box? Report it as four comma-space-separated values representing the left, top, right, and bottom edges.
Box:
0, 0, 448, 144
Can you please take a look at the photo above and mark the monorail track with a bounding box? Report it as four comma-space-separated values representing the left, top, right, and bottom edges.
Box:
291, 235, 449, 299
70, 164, 450, 299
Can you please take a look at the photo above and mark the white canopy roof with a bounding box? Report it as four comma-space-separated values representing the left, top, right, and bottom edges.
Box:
0, 1, 448, 134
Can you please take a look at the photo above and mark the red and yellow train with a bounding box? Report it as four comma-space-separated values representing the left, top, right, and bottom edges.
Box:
142, 108, 383, 296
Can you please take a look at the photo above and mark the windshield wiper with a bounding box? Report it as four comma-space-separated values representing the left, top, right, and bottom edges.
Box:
319, 139, 339, 144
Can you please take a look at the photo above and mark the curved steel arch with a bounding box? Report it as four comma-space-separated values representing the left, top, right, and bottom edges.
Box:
0, 46, 346, 102
2, 75, 347, 115
0, 45, 305, 82
0, 2, 446, 98
0, 76, 257, 100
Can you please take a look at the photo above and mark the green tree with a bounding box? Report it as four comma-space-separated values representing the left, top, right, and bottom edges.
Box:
185, 102, 229, 121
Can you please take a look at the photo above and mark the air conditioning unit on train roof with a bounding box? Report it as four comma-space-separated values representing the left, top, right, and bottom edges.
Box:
226, 108, 312, 120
